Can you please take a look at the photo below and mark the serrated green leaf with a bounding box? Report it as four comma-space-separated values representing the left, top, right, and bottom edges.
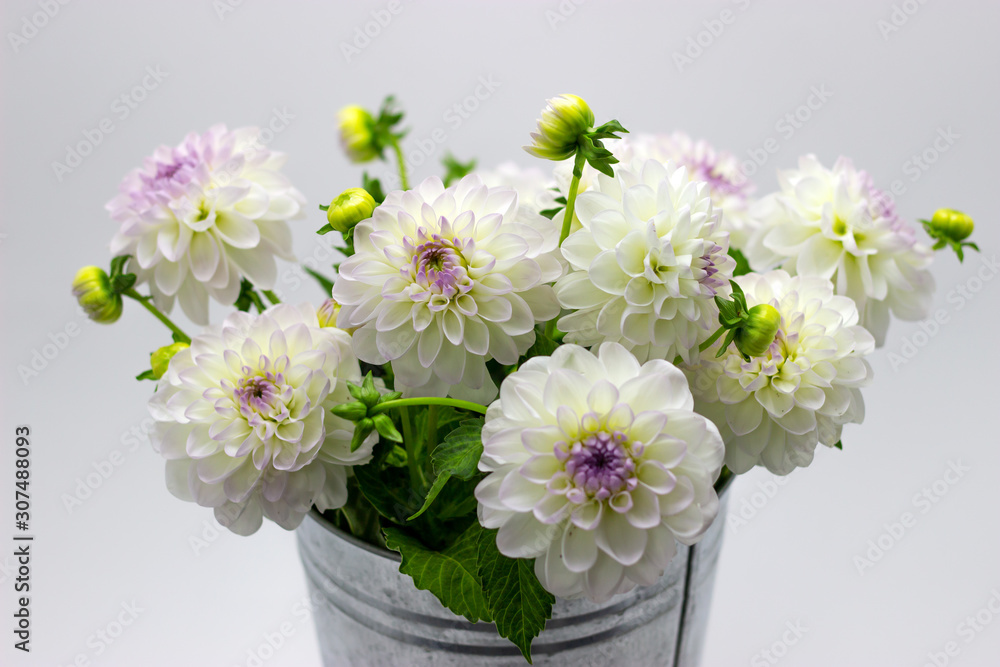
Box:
408, 471, 452, 521
432, 419, 485, 481
354, 460, 422, 523
478, 528, 553, 663
384, 524, 491, 624
409, 419, 485, 520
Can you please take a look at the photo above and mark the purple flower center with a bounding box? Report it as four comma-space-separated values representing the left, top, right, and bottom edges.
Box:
556, 430, 641, 502
234, 366, 291, 424
403, 225, 474, 306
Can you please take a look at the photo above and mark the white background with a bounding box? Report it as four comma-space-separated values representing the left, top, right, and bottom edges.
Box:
2, 1, 999, 666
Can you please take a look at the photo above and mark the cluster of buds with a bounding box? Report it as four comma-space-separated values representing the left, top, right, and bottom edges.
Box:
922, 208, 979, 262
330, 372, 404, 452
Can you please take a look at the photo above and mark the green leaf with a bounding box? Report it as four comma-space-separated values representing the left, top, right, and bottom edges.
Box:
362, 172, 386, 204
383, 444, 409, 468
331, 401, 367, 422
442, 153, 477, 187
354, 459, 422, 523
408, 419, 484, 520
834, 440, 843, 450
432, 419, 485, 480
521, 327, 559, 362
109, 255, 131, 279
384, 524, 491, 624
111, 273, 137, 293
478, 528, 554, 663
729, 247, 752, 277
135, 369, 156, 381
408, 472, 452, 521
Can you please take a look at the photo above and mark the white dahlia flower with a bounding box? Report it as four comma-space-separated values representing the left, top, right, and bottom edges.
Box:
554, 159, 735, 364
614, 133, 757, 249
147, 303, 375, 535
108, 125, 307, 324
684, 271, 874, 475
476, 343, 724, 603
476, 162, 560, 218
333, 175, 563, 403
744, 155, 934, 345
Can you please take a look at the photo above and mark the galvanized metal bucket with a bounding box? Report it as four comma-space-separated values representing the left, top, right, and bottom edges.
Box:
297, 490, 729, 666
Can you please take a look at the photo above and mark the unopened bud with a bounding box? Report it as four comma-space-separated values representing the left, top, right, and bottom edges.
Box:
930, 208, 974, 243
735, 304, 781, 358
523, 94, 595, 161
150, 342, 189, 380
72, 266, 123, 324
337, 105, 378, 163
326, 188, 376, 234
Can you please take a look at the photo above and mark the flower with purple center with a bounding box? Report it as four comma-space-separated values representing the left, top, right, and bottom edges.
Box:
333, 175, 563, 403
476, 343, 724, 603
108, 125, 306, 324
147, 303, 376, 535
744, 154, 934, 346
613, 133, 757, 249
553, 158, 736, 364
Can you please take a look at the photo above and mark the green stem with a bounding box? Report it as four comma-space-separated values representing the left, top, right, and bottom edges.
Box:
672, 325, 727, 366
370, 397, 488, 416
558, 150, 587, 246
247, 289, 267, 314
122, 289, 191, 343
261, 290, 281, 305
389, 136, 409, 190
398, 406, 423, 488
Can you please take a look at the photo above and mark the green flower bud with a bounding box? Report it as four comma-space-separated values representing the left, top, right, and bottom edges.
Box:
331, 401, 368, 422
337, 105, 379, 163
150, 342, 189, 380
317, 297, 342, 328
326, 188, 376, 234
72, 266, 123, 324
930, 208, 974, 243
734, 304, 781, 358
524, 94, 595, 161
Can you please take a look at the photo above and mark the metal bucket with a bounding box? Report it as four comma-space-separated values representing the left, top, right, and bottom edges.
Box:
297, 490, 729, 666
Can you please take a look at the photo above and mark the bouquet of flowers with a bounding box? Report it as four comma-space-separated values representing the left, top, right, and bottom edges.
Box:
73, 93, 977, 662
